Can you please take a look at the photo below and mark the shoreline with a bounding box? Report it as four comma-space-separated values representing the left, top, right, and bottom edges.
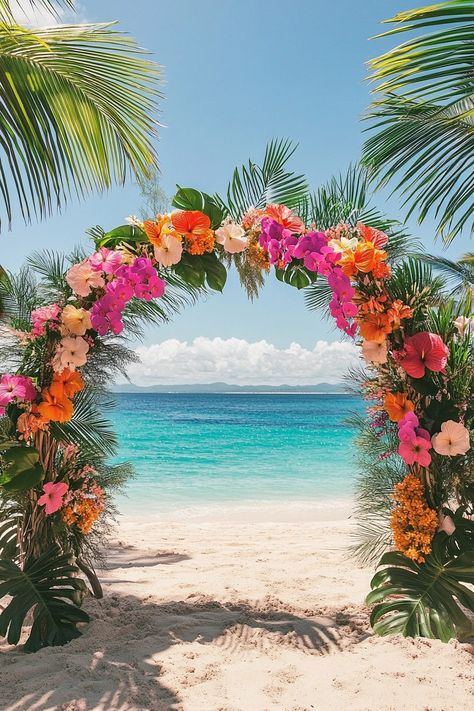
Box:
1, 509, 472, 710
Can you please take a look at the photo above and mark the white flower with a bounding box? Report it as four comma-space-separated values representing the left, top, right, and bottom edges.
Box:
154, 234, 183, 267
215, 222, 248, 254
125, 215, 144, 228
328, 236, 359, 253
453, 316, 473, 337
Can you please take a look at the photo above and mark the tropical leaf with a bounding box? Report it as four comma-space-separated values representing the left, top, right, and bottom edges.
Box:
0, 22, 160, 229
0, 544, 89, 652
367, 533, 474, 641
363, 3, 474, 241
0, 445, 45, 491
216, 138, 309, 221
0, 1, 74, 23
419, 253, 474, 296
172, 187, 224, 229
387, 258, 445, 315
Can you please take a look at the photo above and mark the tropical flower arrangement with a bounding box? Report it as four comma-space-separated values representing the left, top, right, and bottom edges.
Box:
0, 147, 473, 651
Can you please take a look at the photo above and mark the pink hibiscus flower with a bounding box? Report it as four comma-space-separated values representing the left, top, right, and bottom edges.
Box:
38, 482, 69, 515
398, 436, 432, 467
399, 332, 448, 379
0, 374, 37, 406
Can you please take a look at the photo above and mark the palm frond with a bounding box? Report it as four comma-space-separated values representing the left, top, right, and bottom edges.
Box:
419, 253, 474, 296
217, 138, 309, 220
0, 0, 74, 23
0, 22, 160, 229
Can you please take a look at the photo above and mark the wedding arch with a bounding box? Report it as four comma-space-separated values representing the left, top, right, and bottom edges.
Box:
0, 142, 472, 651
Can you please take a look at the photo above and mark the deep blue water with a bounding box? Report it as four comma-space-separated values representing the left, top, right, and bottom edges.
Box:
109, 393, 364, 515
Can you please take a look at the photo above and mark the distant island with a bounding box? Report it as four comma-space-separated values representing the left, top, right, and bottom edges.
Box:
112, 382, 351, 394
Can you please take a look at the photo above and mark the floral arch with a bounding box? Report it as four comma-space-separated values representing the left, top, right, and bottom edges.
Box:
0, 145, 473, 652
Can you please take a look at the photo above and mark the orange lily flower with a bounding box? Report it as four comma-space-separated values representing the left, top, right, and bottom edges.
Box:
384, 392, 415, 422
387, 300, 413, 330
171, 211, 211, 238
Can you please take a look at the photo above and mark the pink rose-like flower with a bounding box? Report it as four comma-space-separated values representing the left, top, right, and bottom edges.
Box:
0, 374, 37, 406
38, 482, 69, 515
400, 332, 448, 379
53, 336, 89, 372
431, 420, 470, 457
215, 222, 248, 254
361, 339, 388, 364
154, 233, 183, 266
66, 260, 105, 297
398, 436, 432, 467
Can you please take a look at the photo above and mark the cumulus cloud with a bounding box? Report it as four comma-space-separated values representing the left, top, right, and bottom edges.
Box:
125, 337, 360, 386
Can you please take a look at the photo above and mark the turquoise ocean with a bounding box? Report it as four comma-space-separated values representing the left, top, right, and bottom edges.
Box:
110, 393, 364, 519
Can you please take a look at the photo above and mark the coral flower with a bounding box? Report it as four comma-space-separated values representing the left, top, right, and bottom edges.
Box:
357, 224, 388, 249
361, 339, 388, 364
37, 390, 74, 423
49, 369, 84, 400
61, 305, 92, 336
387, 300, 413, 330
431, 420, 470, 457
31, 303, 61, 336
66, 260, 105, 297
171, 210, 211, 238
53, 336, 89, 373
384, 392, 415, 423
263, 204, 305, 233
17, 411, 49, 439
400, 332, 448, 379
215, 222, 248, 254
398, 436, 432, 467
357, 312, 392, 343
153, 233, 183, 267
38, 482, 69, 515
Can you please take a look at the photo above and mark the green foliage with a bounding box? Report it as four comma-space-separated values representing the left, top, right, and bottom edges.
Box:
0, 20, 160, 229
0, 1, 74, 23
95, 225, 149, 250
0, 445, 45, 492
0, 544, 89, 652
367, 533, 474, 641
363, 2, 474, 241
174, 252, 227, 292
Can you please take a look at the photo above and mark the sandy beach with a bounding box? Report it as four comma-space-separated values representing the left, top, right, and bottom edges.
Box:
1, 508, 473, 711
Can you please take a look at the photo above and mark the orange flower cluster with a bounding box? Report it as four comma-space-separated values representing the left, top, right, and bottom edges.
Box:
247, 237, 270, 271
338, 242, 390, 280
145, 210, 216, 256
384, 392, 415, 423
37, 369, 84, 424
390, 473, 438, 563
187, 230, 215, 255
62, 496, 104, 534
357, 299, 413, 343
17, 410, 49, 440
143, 214, 181, 247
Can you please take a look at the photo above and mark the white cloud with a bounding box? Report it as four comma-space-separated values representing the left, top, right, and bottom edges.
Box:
125, 337, 360, 386
9, 1, 83, 26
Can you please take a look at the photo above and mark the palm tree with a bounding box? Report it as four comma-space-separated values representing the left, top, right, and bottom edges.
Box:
421, 252, 474, 297
0, 0, 160, 230
362, 1, 474, 243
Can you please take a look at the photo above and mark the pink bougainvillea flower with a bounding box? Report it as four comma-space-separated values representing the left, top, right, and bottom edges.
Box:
361, 339, 388, 364
215, 222, 248, 254
0, 374, 37, 406
398, 436, 432, 467
31, 303, 61, 336
431, 420, 470, 457
154, 233, 184, 266
400, 332, 449, 378
89, 247, 123, 274
38, 482, 69, 515
61, 305, 92, 336
53, 336, 89, 372
66, 260, 105, 297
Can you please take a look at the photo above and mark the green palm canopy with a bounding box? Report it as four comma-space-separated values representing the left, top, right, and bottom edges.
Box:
363, 1, 474, 243
0, 1, 160, 229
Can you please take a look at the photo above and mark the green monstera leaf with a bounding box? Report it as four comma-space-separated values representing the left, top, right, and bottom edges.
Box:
172, 186, 224, 229
0, 447, 45, 492
0, 545, 90, 652
95, 224, 148, 249
367, 533, 474, 642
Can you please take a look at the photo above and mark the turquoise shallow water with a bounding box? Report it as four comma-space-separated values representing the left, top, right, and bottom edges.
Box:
110, 393, 364, 516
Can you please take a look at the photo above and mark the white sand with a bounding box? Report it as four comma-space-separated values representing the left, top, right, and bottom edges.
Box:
1, 508, 473, 710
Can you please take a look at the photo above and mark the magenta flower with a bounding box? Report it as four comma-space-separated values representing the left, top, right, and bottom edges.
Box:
0, 374, 37, 406
398, 436, 432, 467
38, 482, 69, 515
400, 332, 449, 379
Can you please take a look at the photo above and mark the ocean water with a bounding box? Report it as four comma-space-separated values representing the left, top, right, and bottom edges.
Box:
110, 393, 364, 518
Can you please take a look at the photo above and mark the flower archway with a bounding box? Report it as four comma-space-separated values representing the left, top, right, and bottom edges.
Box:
0, 156, 473, 651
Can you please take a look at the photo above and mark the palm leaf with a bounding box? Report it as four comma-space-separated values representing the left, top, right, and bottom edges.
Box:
51, 387, 117, 457
0, 22, 160, 229
367, 533, 474, 641
0, 543, 89, 652
419, 252, 474, 296
217, 138, 309, 220
0, 0, 74, 23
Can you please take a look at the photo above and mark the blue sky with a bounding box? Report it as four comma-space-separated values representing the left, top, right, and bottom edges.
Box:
2, 1, 465, 365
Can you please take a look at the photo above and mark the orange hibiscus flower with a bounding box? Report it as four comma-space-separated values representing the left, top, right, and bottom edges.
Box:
264, 204, 305, 233
17, 410, 49, 439
357, 312, 392, 342
37, 389, 73, 423
49, 369, 84, 400
384, 392, 415, 422
171, 211, 211, 238
143, 214, 181, 247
